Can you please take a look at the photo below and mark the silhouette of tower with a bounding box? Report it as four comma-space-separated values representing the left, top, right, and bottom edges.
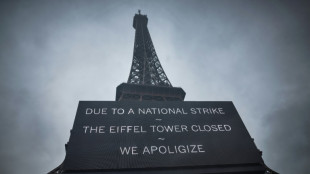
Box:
116, 10, 185, 101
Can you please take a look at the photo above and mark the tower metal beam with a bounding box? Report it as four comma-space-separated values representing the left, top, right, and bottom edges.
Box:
127, 11, 172, 87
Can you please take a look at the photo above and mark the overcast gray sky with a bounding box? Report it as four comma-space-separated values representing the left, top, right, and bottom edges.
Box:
0, 0, 310, 173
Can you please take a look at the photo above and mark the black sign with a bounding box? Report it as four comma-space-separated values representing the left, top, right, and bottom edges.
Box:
63, 101, 263, 170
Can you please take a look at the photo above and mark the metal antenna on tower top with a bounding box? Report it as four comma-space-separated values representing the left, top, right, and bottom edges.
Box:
138, 9, 141, 14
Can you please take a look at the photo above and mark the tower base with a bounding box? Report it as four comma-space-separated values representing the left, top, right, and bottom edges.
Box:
116, 83, 186, 101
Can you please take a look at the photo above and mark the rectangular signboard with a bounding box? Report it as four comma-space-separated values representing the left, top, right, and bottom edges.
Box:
63, 101, 263, 170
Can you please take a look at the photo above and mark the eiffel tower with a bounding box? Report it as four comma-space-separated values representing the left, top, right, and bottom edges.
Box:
49, 10, 277, 174
116, 10, 185, 102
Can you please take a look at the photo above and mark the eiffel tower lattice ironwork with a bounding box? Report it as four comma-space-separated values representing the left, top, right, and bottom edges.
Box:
116, 10, 185, 101
127, 10, 171, 87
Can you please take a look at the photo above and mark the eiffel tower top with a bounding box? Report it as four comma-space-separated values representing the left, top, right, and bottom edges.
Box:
127, 10, 172, 87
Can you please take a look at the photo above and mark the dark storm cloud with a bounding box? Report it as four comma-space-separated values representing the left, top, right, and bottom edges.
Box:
0, 0, 309, 174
